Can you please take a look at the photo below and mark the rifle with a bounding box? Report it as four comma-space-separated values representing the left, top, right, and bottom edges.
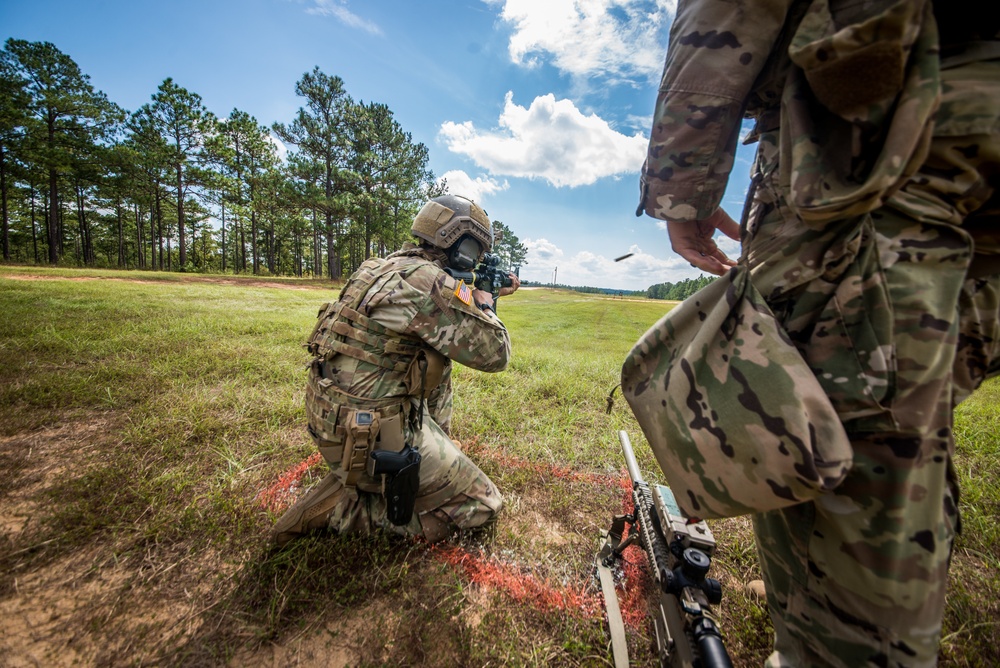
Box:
444, 252, 515, 311
597, 430, 732, 668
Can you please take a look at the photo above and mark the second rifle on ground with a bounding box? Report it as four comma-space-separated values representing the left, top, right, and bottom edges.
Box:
596, 430, 733, 668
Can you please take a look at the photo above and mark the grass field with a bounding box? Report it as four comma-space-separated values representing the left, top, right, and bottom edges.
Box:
1, 266, 997, 667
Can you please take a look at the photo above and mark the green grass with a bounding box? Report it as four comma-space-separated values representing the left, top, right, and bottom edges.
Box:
0, 266, 996, 667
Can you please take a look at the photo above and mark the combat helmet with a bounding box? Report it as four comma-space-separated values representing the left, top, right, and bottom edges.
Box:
411, 195, 493, 254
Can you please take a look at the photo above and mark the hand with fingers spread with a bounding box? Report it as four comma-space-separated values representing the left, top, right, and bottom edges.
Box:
666, 208, 740, 276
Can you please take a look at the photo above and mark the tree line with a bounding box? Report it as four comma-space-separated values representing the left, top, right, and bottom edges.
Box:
646, 274, 715, 300
0, 38, 527, 279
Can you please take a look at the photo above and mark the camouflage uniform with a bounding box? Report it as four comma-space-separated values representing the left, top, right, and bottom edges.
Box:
302, 244, 510, 543
639, 0, 999, 665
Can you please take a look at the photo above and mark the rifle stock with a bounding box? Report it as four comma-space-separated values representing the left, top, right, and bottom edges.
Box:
596, 431, 733, 668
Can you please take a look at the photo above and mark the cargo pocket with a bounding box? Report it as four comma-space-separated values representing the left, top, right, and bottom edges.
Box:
803, 218, 896, 424
783, 586, 893, 668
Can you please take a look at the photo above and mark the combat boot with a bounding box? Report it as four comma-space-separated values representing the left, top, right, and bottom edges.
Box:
746, 579, 767, 601
270, 472, 344, 547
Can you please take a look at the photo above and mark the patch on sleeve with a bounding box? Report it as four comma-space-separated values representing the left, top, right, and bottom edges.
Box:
454, 281, 473, 306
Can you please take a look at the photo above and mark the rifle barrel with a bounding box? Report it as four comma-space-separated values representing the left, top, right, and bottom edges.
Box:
617, 430, 644, 486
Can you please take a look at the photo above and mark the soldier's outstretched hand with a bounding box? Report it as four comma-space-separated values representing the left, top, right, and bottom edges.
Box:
666, 208, 740, 276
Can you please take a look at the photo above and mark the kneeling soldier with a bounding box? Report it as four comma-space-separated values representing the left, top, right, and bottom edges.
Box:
272, 194, 519, 546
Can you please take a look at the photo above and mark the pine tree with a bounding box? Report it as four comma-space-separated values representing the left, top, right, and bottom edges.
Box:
139, 78, 212, 270
490, 220, 528, 271
273, 68, 352, 280
4, 39, 120, 264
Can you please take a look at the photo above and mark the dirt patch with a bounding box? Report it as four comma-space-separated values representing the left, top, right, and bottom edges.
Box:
0, 412, 651, 666
0, 417, 119, 666
0, 416, 237, 667
227, 610, 368, 668
0, 418, 112, 543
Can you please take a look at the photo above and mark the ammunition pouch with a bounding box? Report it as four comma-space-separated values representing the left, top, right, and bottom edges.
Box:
404, 348, 446, 399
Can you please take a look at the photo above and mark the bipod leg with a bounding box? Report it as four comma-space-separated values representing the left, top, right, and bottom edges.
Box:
597, 530, 630, 668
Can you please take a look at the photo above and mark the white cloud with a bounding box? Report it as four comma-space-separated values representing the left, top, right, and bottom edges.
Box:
439, 92, 648, 188
438, 170, 509, 204
307, 0, 382, 35
484, 0, 676, 83
268, 133, 288, 163
525, 238, 565, 264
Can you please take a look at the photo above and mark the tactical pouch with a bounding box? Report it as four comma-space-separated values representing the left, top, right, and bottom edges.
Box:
404, 348, 446, 399
305, 302, 335, 356
621, 265, 853, 519
342, 409, 380, 480
306, 364, 410, 472
779, 0, 940, 224
369, 446, 422, 526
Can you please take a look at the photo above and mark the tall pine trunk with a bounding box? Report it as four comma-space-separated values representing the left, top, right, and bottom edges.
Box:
48, 168, 59, 264
326, 222, 335, 281
1, 144, 9, 262
76, 184, 93, 265
117, 201, 126, 267
155, 186, 163, 270
312, 208, 321, 277
175, 163, 186, 267
135, 203, 144, 269
30, 187, 38, 264
220, 201, 227, 273
251, 208, 258, 274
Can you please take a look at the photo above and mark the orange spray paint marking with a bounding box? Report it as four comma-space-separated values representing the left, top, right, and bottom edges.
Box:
431, 544, 604, 619
259, 442, 655, 632
257, 452, 324, 513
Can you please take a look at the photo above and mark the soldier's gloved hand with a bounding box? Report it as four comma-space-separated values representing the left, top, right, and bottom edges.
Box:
499, 273, 520, 297
666, 208, 740, 276
472, 289, 494, 310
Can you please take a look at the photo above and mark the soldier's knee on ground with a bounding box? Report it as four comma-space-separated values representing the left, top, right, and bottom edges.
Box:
416, 493, 502, 543
270, 471, 346, 547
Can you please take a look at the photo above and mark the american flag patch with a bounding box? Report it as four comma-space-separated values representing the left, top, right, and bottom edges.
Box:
454, 281, 473, 305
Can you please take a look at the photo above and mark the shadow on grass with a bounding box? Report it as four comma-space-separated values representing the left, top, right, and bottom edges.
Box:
160, 530, 465, 666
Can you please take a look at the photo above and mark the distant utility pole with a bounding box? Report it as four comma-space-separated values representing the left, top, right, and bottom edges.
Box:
553, 267, 557, 285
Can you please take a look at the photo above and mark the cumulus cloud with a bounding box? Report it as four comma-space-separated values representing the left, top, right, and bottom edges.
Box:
525, 238, 565, 265
268, 133, 289, 163
439, 92, 648, 187
438, 170, 509, 204
485, 0, 676, 83
307, 0, 382, 35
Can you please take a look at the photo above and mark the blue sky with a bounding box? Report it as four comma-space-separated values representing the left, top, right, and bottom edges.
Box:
1, 0, 756, 290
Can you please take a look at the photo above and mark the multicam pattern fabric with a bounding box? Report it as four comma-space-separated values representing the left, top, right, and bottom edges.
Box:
638, 0, 999, 665
621, 266, 853, 519
305, 244, 510, 541
325, 416, 501, 543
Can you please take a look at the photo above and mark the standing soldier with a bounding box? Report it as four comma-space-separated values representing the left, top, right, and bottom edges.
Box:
638, 1, 999, 666
272, 195, 520, 546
